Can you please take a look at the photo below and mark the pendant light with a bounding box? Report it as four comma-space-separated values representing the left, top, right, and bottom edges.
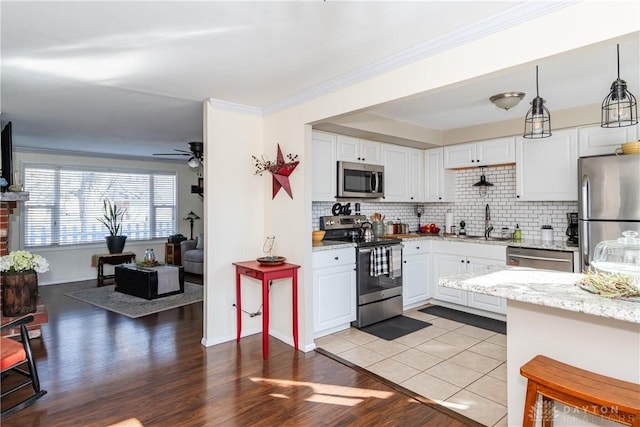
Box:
472, 166, 493, 198
601, 44, 638, 128
523, 66, 551, 139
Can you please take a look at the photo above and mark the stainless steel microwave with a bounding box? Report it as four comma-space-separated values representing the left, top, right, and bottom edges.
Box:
337, 161, 384, 198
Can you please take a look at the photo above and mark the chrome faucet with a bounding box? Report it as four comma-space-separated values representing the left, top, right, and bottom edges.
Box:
484, 203, 493, 239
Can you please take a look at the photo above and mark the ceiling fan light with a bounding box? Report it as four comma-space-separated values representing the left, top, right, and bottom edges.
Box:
187, 156, 201, 168
490, 92, 525, 110
523, 66, 551, 139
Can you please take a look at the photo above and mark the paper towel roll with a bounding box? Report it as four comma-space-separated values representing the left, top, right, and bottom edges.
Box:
445, 212, 454, 234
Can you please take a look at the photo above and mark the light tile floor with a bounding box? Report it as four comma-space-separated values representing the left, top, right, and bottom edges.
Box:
315, 306, 508, 427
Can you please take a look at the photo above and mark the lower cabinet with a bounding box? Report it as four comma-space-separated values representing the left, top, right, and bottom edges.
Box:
402, 240, 431, 309
312, 248, 356, 338
431, 241, 506, 315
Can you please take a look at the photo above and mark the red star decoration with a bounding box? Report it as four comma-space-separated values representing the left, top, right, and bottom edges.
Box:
271, 144, 299, 199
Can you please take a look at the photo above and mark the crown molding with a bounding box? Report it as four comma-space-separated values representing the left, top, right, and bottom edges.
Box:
207, 98, 263, 116
263, 1, 576, 115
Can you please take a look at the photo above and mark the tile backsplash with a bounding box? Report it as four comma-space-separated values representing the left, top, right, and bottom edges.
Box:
312, 164, 577, 241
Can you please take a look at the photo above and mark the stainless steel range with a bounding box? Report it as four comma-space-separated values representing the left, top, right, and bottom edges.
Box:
320, 215, 403, 328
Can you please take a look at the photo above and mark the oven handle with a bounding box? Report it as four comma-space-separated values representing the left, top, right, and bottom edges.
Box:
357, 244, 402, 254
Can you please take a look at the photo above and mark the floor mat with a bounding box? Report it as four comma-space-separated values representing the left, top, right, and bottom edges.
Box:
360, 315, 431, 341
419, 305, 506, 334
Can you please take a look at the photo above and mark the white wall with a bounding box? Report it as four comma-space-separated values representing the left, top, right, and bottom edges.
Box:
203, 2, 640, 348
201, 102, 265, 346
9, 150, 203, 285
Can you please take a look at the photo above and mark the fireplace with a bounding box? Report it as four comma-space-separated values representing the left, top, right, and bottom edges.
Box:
1, 192, 48, 338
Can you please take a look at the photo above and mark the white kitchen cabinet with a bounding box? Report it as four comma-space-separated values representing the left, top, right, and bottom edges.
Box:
432, 252, 467, 305
466, 256, 507, 314
336, 135, 382, 165
313, 248, 356, 338
515, 128, 578, 201
578, 124, 638, 157
312, 131, 337, 201
431, 241, 506, 314
444, 137, 515, 169
382, 145, 422, 202
407, 147, 423, 202
424, 147, 455, 202
402, 240, 431, 309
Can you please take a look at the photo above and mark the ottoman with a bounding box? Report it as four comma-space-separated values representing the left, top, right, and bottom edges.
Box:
115, 264, 184, 300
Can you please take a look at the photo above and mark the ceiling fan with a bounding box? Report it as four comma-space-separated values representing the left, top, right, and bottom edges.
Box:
153, 141, 203, 168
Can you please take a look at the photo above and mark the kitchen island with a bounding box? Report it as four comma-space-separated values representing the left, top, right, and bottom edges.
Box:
440, 266, 640, 427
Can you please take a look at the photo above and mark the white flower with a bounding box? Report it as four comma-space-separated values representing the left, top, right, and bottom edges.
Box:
0, 250, 50, 273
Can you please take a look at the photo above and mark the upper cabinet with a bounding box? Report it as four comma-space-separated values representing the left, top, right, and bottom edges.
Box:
515, 128, 578, 201
578, 124, 638, 157
424, 147, 455, 202
312, 131, 337, 202
336, 135, 383, 165
444, 137, 515, 169
382, 145, 423, 202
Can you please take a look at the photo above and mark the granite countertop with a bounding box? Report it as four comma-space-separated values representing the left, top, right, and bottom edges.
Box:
312, 233, 579, 252
440, 265, 640, 324
396, 233, 579, 251
312, 240, 356, 251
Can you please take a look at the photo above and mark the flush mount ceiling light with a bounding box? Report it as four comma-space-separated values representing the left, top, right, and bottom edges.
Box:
472, 166, 493, 198
523, 66, 551, 139
601, 44, 638, 128
489, 92, 525, 111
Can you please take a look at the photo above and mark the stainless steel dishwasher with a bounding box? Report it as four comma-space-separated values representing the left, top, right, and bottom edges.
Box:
506, 246, 574, 272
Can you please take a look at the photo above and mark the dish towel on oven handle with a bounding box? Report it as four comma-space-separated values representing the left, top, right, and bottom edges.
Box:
389, 245, 402, 279
369, 246, 389, 277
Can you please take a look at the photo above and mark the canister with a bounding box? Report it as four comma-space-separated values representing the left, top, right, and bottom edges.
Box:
541, 226, 553, 243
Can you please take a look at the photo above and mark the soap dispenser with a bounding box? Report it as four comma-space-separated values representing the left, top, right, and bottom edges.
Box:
513, 224, 522, 242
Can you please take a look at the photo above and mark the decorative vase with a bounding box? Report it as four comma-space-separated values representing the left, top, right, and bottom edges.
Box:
106, 235, 127, 254
2, 269, 38, 316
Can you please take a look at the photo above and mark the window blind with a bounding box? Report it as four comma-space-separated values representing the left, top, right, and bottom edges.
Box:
23, 165, 177, 248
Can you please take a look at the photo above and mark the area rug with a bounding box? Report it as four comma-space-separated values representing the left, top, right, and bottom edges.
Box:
419, 305, 506, 335
360, 315, 431, 341
65, 282, 203, 318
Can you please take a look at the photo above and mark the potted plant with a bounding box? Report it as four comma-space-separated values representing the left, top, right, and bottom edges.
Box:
0, 250, 49, 316
98, 199, 128, 254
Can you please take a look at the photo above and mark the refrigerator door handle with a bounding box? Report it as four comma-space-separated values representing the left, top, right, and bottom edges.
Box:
581, 174, 590, 220
581, 220, 590, 271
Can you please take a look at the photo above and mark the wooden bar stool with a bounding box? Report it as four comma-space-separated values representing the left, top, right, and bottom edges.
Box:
520, 355, 640, 427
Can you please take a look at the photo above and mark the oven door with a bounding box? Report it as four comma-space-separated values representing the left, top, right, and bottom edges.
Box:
356, 246, 402, 304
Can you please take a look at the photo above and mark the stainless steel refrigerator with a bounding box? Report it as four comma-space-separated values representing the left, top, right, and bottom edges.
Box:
578, 154, 640, 272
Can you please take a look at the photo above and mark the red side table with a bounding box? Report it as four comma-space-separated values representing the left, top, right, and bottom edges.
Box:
232, 260, 300, 360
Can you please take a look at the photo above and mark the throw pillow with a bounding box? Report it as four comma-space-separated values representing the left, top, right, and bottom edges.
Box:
196, 233, 204, 249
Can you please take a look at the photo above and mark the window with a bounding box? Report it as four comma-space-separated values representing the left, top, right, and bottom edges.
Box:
23, 164, 177, 248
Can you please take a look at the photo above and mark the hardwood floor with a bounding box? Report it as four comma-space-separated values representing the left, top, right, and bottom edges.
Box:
2, 279, 479, 426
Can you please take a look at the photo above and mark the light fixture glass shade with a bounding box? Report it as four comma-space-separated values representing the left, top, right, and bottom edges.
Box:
523, 66, 551, 139
601, 44, 638, 128
187, 156, 201, 168
490, 92, 525, 110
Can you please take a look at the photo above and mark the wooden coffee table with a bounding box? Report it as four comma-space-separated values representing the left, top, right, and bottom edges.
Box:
114, 264, 184, 300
